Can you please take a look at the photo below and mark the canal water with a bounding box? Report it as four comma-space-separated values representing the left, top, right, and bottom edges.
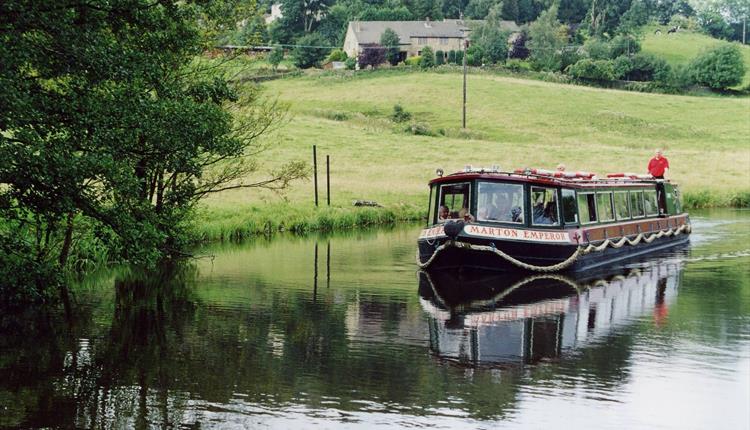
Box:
1, 210, 748, 429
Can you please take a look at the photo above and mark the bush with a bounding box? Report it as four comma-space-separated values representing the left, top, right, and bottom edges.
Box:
327, 49, 348, 62
583, 38, 611, 60
610, 34, 641, 58
435, 50, 445, 65
293, 33, 329, 69
508, 29, 530, 59
505, 59, 531, 71
420, 46, 436, 68
390, 104, 412, 122
268, 46, 284, 70
467, 45, 484, 66
345, 57, 357, 70
405, 55, 421, 66
455, 50, 464, 64
669, 14, 699, 31
358, 44, 386, 69
612, 55, 632, 79
448, 50, 457, 63
689, 44, 746, 89
567, 58, 615, 81
667, 64, 695, 90
625, 53, 671, 83
405, 122, 435, 136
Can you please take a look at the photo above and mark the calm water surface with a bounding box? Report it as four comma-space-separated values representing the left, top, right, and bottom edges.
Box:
1, 209, 749, 429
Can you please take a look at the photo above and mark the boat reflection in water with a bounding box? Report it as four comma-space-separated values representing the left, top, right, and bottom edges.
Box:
418, 260, 682, 366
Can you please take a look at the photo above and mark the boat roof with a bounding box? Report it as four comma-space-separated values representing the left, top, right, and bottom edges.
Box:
428, 168, 671, 189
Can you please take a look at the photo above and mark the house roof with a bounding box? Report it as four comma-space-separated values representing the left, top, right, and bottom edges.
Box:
348, 20, 521, 45
348, 20, 487, 45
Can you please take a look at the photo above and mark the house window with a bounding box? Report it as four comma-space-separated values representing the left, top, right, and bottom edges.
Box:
418, 37, 428, 45
440, 37, 449, 44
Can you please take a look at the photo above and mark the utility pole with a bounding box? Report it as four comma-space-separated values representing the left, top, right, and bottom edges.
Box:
462, 36, 468, 129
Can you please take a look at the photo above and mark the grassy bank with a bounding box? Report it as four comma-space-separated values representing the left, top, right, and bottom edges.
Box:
642, 25, 750, 89
194, 68, 750, 241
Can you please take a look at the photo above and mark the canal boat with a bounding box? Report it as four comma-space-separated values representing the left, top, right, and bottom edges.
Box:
416, 167, 691, 272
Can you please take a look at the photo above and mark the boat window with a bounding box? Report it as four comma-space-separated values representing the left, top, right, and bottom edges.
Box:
577, 192, 597, 224
438, 182, 471, 222
531, 187, 559, 226
476, 182, 524, 224
630, 190, 645, 218
428, 185, 437, 224
596, 192, 614, 222
644, 189, 659, 216
561, 189, 578, 224
614, 191, 630, 220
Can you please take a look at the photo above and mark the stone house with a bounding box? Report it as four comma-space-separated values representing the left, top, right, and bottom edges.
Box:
343, 19, 520, 62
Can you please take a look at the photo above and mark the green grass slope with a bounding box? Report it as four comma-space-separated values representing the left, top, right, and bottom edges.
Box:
196, 69, 750, 240
642, 25, 750, 88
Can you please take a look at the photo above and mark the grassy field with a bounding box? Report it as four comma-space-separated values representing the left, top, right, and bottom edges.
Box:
642, 25, 750, 88
193, 67, 750, 241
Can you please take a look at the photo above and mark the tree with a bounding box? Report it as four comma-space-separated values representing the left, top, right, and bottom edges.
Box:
269, 46, 285, 70
292, 33, 330, 68
557, 0, 588, 23
698, 9, 734, 40
616, 0, 650, 34
0, 0, 307, 299
689, 43, 746, 89
587, 0, 632, 36
443, 0, 471, 18
411, 0, 444, 19
528, 5, 567, 71
421, 46, 437, 68
502, 0, 520, 21
270, 0, 334, 43
381, 28, 402, 65
466, 0, 497, 19
358, 44, 387, 68
472, 13, 513, 64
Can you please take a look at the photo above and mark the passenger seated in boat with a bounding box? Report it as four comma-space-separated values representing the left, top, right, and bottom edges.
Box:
534, 202, 557, 225
459, 207, 475, 223
494, 196, 522, 223
438, 205, 450, 221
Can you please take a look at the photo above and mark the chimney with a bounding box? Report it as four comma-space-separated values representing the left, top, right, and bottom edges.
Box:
425, 17, 431, 28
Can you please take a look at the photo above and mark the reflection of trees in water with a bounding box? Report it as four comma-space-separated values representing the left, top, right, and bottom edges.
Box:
3, 254, 723, 427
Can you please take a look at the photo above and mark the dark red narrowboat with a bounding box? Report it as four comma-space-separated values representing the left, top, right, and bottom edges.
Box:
416, 167, 691, 272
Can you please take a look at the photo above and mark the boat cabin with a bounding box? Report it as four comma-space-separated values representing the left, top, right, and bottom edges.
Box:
426, 169, 683, 230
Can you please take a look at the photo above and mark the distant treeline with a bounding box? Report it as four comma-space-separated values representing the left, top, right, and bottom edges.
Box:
222, 0, 749, 48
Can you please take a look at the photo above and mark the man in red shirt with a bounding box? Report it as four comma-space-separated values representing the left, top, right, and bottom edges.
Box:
648, 149, 670, 179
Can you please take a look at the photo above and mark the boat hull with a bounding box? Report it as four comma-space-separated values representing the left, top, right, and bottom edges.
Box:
417, 221, 690, 272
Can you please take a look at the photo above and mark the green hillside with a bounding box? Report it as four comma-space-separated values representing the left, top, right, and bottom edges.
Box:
642, 25, 750, 87
196, 69, 750, 239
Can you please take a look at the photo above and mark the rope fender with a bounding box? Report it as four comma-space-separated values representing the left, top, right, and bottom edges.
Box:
416, 224, 690, 272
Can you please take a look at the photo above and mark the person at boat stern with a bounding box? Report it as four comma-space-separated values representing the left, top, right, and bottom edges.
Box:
648, 149, 670, 179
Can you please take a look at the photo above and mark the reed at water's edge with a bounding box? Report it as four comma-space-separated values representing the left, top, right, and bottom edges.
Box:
191, 189, 749, 242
